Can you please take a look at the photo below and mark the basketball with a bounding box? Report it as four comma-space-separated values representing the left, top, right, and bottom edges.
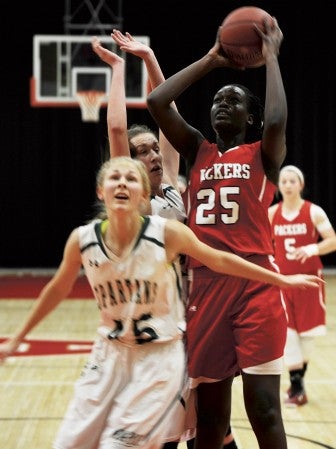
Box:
219, 6, 273, 68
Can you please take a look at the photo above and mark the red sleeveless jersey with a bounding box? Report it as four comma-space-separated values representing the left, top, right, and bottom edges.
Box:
270, 200, 322, 274
185, 140, 276, 268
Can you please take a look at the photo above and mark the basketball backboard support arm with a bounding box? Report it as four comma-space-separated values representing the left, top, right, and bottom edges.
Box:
64, 0, 123, 35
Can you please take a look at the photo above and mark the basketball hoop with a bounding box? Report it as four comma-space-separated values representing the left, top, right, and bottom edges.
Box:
76, 90, 106, 122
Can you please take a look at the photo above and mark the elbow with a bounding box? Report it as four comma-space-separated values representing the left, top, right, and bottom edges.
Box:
108, 123, 125, 136
147, 90, 164, 114
265, 114, 287, 131
146, 92, 156, 113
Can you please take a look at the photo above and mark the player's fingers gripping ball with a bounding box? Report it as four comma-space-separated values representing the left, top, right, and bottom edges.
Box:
219, 6, 273, 68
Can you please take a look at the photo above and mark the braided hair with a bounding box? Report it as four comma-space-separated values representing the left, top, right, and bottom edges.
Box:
233, 84, 264, 143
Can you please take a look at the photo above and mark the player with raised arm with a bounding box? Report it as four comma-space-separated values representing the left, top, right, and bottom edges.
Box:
92, 31, 185, 221
147, 15, 290, 449
92, 31, 195, 448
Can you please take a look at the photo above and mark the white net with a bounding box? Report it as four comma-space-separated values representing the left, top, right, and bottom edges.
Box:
76, 90, 106, 122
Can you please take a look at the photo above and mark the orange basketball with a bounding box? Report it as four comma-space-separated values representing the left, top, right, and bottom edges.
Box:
219, 6, 273, 68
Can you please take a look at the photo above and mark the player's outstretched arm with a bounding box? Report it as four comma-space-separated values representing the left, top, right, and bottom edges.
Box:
112, 29, 165, 90
0, 230, 82, 362
165, 220, 324, 289
259, 17, 287, 181
111, 29, 180, 189
146, 31, 238, 162
92, 36, 129, 159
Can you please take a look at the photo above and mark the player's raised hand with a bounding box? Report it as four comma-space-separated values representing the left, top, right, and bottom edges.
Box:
91, 36, 124, 66
205, 27, 246, 70
111, 29, 152, 58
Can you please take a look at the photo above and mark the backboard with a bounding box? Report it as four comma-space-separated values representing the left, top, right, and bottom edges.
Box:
31, 35, 150, 109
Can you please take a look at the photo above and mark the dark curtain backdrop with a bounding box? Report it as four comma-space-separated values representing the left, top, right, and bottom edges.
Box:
2, 0, 336, 267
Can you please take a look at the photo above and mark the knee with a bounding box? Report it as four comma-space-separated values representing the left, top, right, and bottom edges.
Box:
250, 394, 281, 428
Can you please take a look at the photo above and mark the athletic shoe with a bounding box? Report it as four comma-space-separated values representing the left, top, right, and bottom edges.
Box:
284, 391, 308, 407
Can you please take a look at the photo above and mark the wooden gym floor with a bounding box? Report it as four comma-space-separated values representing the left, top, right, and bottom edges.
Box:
0, 271, 335, 449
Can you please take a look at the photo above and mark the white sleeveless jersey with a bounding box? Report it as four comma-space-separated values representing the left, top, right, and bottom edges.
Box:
151, 183, 186, 222
78, 215, 186, 346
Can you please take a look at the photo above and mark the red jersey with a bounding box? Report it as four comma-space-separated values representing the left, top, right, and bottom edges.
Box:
185, 140, 276, 268
270, 200, 323, 274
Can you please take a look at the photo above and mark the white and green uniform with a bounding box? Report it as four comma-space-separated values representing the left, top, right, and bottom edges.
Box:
150, 183, 186, 222
53, 215, 191, 449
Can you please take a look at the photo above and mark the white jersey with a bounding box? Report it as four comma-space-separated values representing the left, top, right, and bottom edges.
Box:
151, 183, 186, 222
78, 215, 186, 346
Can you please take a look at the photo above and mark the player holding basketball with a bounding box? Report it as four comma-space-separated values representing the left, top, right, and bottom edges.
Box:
0, 157, 323, 449
268, 165, 336, 407
147, 15, 289, 449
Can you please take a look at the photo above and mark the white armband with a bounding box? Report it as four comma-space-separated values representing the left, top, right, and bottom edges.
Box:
303, 244, 319, 257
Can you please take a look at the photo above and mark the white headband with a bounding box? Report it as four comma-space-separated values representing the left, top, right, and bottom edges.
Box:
279, 165, 305, 185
